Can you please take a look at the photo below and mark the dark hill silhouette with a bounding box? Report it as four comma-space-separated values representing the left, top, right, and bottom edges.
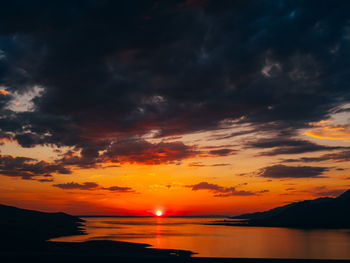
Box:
233, 197, 333, 220
1, 204, 350, 262
0, 204, 193, 262
232, 190, 350, 228
0, 203, 84, 246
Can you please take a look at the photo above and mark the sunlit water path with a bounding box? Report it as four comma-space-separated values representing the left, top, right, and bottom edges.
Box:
51, 217, 350, 259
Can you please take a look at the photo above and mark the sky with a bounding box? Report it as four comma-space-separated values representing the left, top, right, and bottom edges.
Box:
0, 0, 350, 216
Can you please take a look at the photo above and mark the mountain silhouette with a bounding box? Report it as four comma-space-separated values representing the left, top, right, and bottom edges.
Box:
0, 204, 84, 246
0, 204, 193, 262
233, 190, 350, 228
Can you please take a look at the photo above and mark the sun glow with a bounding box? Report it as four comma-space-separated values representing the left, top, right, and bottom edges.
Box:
155, 210, 163, 216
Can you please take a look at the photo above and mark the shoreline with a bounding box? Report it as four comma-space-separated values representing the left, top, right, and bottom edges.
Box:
2, 239, 350, 263
2, 246, 350, 263
2, 237, 350, 263
2, 204, 350, 263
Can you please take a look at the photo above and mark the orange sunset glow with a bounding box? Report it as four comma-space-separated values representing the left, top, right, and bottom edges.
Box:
0, 0, 349, 219
2, 1, 350, 261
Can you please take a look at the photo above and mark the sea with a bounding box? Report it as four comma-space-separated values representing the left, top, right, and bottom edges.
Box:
51, 217, 350, 259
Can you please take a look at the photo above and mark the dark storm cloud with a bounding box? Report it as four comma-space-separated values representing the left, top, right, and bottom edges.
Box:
208, 129, 256, 140
53, 181, 135, 193
102, 139, 199, 165
247, 137, 343, 156
53, 182, 99, 190
0, 0, 350, 166
186, 181, 267, 197
53, 139, 200, 169
0, 91, 12, 111
101, 186, 135, 193
0, 131, 12, 145
257, 164, 328, 178
188, 162, 230, 167
334, 107, 350, 114
208, 148, 236, 156
0, 154, 71, 180
283, 150, 350, 163
37, 178, 54, 182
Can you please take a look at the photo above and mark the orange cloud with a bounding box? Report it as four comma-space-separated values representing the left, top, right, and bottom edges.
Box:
305, 121, 350, 141
57, 140, 200, 168
0, 89, 9, 95
101, 140, 200, 165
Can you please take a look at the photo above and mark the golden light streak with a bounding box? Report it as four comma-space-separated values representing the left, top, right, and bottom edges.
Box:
305, 121, 350, 141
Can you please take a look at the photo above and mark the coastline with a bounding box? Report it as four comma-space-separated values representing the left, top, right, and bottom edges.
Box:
1, 240, 350, 263
2, 204, 350, 263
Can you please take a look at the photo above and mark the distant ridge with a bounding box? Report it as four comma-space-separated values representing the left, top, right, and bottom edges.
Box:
231, 190, 350, 228
0, 204, 84, 245
0, 204, 194, 260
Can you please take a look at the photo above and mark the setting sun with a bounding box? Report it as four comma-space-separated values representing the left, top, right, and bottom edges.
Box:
155, 210, 163, 217
2, 1, 350, 261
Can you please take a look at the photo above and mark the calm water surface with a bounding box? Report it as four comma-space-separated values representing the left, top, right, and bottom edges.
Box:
52, 217, 350, 259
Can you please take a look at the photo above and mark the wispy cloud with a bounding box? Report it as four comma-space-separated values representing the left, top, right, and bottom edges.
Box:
53, 181, 135, 193
186, 182, 268, 197
305, 121, 350, 141
257, 164, 328, 178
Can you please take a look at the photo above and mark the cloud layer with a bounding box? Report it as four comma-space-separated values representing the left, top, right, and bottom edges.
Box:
0, 154, 71, 180
186, 181, 268, 197
257, 164, 328, 178
0, 0, 349, 190
0, 1, 349, 160
53, 181, 135, 193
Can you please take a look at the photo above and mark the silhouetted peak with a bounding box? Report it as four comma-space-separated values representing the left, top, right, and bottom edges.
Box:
337, 189, 350, 200
309, 197, 333, 204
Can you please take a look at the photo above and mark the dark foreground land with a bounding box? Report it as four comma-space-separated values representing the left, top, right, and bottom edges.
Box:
214, 189, 350, 229
2, 240, 350, 263
1, 241, 350, 263
1, 203, 350, 263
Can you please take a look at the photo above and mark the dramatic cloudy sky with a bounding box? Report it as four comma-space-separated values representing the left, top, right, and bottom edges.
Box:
0, 0, 349, 215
